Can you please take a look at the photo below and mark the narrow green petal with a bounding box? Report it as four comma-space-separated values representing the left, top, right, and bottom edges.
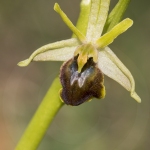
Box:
34, 46, 76, 62
18, 38, 79, 67
72, 0, 92, 37
86, 0, 110, 41
98, 47, 141, 103
96, 18, 133, 49
54, 3, 86, 43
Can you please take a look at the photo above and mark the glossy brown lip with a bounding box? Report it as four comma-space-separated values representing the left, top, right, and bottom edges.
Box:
60, 56, 105, 106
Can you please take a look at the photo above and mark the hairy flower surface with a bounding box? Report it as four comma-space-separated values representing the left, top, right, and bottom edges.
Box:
18, 0, 141, 105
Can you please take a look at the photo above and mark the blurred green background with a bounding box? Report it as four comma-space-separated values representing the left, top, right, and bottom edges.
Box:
0, 0, 150, 150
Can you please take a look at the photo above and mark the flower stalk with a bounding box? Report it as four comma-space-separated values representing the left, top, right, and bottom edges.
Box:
15, 78, 63, 150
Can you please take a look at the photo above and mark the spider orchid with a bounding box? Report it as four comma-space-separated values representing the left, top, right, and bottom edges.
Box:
18, 0, 141, 106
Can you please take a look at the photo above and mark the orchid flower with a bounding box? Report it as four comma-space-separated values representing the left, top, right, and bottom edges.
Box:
18, 0, 141, 106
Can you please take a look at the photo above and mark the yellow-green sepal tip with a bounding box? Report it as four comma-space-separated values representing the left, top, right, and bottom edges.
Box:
131, 92, 141, 103
17, 59, 30, 67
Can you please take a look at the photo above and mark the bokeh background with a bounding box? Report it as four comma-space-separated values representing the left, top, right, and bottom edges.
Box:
0, 0, 150, 149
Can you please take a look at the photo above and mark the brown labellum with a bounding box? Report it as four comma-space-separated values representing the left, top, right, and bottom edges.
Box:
60, 56, 105, 106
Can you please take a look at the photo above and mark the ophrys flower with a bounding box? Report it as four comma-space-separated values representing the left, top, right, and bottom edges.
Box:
18, 0, 141, 105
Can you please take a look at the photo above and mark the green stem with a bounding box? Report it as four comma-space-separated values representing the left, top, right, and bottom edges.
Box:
15, 78, 64, 150
103, 0, 131, 33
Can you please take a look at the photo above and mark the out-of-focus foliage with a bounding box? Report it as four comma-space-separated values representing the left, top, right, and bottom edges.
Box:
0, 0, 150, 150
